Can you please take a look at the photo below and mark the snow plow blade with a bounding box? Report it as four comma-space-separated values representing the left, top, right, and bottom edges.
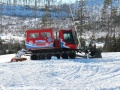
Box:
76, 49, 102, 58
90, 50, 102, 58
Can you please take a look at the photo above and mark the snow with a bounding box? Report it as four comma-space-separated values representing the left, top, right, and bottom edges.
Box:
0, 34, 25, 42
0, 52, 120, 90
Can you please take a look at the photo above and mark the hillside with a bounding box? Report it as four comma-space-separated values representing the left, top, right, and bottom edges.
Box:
0, 3, 70, 18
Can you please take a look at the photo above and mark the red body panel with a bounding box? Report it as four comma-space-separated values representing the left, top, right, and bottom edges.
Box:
59, 29, 78, 49
25, 28, 54, 49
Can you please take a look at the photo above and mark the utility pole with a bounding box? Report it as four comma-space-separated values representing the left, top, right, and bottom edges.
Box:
0, 2, 2, 33
33, 0, 37, 29
78, 0, 84, 37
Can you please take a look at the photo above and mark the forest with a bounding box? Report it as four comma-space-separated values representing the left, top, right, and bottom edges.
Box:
0, 0, 120, 54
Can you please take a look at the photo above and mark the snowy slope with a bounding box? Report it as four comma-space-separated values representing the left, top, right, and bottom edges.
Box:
1, 3, 70, 18
0, 52, 120, 90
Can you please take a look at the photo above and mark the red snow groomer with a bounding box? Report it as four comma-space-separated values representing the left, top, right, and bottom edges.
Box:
25, 28, 102, 60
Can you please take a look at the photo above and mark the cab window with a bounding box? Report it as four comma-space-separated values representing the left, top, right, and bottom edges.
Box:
63, 32, 75, 44
29, 33, 39, 38
41, 32, 51, 38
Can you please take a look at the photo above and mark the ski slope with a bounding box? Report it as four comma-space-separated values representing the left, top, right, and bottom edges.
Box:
0, 52, 120, 90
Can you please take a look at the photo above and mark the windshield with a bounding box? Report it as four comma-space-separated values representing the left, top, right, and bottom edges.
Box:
63, 32, 75, 44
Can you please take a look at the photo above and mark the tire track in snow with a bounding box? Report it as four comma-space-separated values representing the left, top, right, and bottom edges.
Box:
54, 65, 82, 83
62, 66, 81, 80
0, 68, 26, 87
80, 65, 120, 89
90, 68, 120, 82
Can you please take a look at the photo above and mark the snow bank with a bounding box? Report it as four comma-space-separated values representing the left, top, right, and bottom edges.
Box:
0, 54, 15, 63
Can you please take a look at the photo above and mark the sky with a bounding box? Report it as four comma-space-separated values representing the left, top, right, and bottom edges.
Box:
62, 0, 76, 4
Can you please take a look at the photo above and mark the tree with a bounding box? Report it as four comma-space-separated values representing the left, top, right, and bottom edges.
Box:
77, 0, 86, 36
102, 0, 112, 15
40, 0, 55, 28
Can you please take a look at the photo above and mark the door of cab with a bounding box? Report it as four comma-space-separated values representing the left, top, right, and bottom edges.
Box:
59, 30, 77, 49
